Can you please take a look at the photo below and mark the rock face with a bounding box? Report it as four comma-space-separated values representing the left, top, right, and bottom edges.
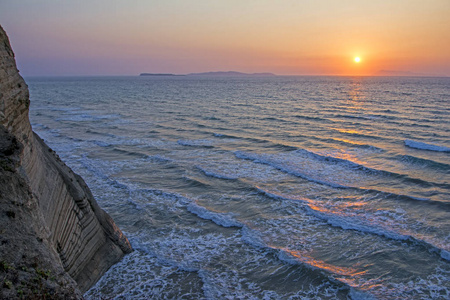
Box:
0, 25, 132, 298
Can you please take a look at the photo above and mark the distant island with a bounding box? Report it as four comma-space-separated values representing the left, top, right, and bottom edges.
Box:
140, 71, 276, 77
140, 73, 185, 76
188, 71, 276, 76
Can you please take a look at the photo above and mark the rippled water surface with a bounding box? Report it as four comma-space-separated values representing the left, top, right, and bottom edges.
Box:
27, 76, 450, 299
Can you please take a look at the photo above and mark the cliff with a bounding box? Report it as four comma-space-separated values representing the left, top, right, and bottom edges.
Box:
0, 25, 132, 298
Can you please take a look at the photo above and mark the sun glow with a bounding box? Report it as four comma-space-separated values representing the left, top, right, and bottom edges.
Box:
354, 57, 361, 63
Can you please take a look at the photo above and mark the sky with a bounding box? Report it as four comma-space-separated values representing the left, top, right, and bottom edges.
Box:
1, 0, 449, 76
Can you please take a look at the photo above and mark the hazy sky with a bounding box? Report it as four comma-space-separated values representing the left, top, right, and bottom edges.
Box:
1, 0, 449, 76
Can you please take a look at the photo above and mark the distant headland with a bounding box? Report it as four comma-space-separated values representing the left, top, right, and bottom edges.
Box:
140, 71, 276, 77
140, 73, 185, 76
188, 71, 276, 76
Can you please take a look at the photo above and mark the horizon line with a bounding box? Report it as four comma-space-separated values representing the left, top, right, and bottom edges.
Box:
22, 73, 450, 78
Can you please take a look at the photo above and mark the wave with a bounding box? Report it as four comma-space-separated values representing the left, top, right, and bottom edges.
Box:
335, 114, 373, 120
209, 128, 304, 149
405, 140, 450, 152
177, 139, 215, 148
308, 150, 450, 190
85, 129, 118, 138
234, 149, 450, 199
92, 140, 111, 147
196, 166, 239, 180
106, 179, 232, 230
86, 179, 245, 233
234, 150, 348, 189
253, 187, 406, 240
215, 129, 376, 154
197, 156, 449, 209
31, 123, 51, 130
215, 129, 386, 157
233, 135, 300, 152
254, 187, 450, 262
45, 106, 80, 113
260, 116, 291, 123
293, 114, 332, 123
111, 147, 149, 159
330, 127, 380, 140
327, 138, 385, 152
394, 154, 450, 171
202, 115, 221, 121
275, 248, 375, 300
126, 216, 357, 299
332, 113, 385, 121
125, 182, 443, 292
182, 176, 211, 190
187, 203, 243, 228
239, 226, 369, 299
55, 113, 101, 122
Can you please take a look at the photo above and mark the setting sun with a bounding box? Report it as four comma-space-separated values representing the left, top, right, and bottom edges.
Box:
354, 57, 361, 63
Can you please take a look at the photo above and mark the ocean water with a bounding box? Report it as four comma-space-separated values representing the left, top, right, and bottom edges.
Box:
27, 75, 449, 299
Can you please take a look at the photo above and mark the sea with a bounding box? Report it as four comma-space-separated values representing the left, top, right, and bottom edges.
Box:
26, 75, 449, 299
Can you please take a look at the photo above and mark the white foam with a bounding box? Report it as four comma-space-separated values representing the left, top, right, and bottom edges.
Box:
197, 166, 238, 180
381, 264, 450, 299
92, 140, 111, 147
307, 207, 409, 241
405, 139, 450, 152
191, 152, 287, 182
239, 225, 268, 250
349, 288, 377, 300
441, 249, 450, 261
234, 151, 350, 188
254, 186, 292, 201
187, 202, 243, 228
178, 139, 214, 147
84, 250, 204, 299
253, 186, 418, 243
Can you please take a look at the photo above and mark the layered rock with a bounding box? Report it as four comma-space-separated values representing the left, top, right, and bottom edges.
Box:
0, 25, 132, 298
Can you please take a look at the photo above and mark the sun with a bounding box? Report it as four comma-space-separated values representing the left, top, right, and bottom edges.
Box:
354, 57, 361, 63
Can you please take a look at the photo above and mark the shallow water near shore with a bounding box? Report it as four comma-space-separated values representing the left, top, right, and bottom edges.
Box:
28, 75, 449, 299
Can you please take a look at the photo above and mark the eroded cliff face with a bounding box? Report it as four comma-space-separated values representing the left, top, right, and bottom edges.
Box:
0, 25, 132, 298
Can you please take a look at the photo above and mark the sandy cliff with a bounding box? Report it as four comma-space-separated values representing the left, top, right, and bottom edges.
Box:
0, 25, 132, 298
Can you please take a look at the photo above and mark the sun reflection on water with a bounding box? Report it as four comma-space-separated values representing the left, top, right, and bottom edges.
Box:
273, 246, 371, 290
348, 80, 366, 104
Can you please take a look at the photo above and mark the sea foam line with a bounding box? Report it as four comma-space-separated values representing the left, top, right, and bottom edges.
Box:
405, 139, 450, 152
234, 151, 348, 189
254, 186, 450, 262
234, 150, 450, 205
187, 202, 244, 228
238, 226, 370, 299
195, 166, 239, 180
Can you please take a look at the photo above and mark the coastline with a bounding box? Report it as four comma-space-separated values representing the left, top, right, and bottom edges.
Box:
0, 25, 132, 298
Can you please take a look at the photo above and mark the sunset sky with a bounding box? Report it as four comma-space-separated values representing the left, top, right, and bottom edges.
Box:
1, 0, 449, 76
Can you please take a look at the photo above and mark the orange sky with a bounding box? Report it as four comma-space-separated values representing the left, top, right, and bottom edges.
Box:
1, 0, 449, 76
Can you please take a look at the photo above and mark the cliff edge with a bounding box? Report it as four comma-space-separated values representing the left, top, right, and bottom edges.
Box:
0, 25, 132, 298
